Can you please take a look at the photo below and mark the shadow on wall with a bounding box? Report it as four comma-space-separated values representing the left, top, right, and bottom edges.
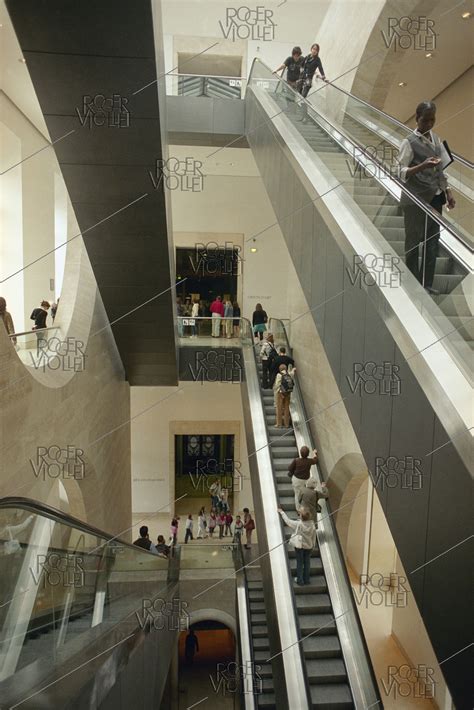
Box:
327, 453, 368, 558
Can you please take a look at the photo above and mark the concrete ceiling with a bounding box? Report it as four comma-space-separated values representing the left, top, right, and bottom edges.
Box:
5, 0, 178, 386
351, 0, 473, 122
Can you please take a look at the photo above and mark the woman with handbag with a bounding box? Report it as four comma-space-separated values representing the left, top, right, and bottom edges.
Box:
278, 506, 316, 586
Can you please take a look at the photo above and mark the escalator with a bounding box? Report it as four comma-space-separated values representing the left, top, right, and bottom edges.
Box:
256, 359, 354, 709
245, 61, 473, 708
239, 319, 381, 710
0, 498, 178, 709
270, 82, 473, 349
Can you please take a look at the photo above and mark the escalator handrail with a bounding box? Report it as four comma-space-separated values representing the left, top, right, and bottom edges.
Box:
234, 543, 258, 709
268, 317, 382, 709
316, 82, 473, 169
0, 496, 160, 558
241, 334, 311, 709
249, 57, 473, 254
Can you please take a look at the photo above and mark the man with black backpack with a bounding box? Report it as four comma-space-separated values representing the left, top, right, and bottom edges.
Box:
274, 363, 296, 428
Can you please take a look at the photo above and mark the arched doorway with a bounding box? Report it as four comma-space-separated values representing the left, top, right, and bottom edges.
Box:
178, 620, 236, 709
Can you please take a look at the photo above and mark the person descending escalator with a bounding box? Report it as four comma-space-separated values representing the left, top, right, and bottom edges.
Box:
297, 43, 327, 123
398, 100, 456, 295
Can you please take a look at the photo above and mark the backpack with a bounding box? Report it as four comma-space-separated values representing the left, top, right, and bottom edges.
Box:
279, 372, 294, 394
267, 346, 278, 369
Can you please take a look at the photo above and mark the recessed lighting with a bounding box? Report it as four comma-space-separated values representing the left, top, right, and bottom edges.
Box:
398, 82, 407, 87
425, 52, 433, 58
250, 247, 258, 253
462, 11, 472, 19
18, 57, 26, 63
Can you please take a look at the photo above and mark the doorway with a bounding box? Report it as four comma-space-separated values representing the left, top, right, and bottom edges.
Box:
178, 621, 235, 709
175, 246, 240, 317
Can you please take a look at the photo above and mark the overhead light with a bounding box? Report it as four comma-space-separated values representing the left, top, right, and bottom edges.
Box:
398, 82, 407, 87
18, 57, 26, 63
425, 52, 433, 58
250, 247, 258, 253
461, 11, 472, 19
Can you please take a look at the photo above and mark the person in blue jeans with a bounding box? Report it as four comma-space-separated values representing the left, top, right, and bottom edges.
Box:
278, 506, 316, 585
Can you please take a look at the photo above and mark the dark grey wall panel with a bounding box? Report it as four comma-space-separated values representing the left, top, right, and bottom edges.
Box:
245, 89, 473, 707
7, 0, 177, 386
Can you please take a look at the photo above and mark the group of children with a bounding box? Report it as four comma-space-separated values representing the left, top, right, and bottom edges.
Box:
171, 507, 255, 549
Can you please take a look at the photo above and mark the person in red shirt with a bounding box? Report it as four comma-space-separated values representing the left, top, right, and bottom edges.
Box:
210, 296, 224, 337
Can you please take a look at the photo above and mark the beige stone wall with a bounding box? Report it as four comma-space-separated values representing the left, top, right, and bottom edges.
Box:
0, 220, 132, 539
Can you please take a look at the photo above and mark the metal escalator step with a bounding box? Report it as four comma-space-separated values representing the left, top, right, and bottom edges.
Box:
359, 204, 399, 216
247, 580, 264, 590
309, 682, 353, 709
434, 293, 472, 317
306, 658, 348, 684
275, 483, 294, 495
271, 447, 299, 458
432, 273, 465, 293
278, 496, 298, 510
252, 635, 271, 647
252, 626, 270, 639
249, 590, 265, 601
251, 613, 268, 624
303, 634, 342, 658
258, 664, 274, 679
269, 437, 297, 447
274, 461, 292, 471
254, 649, 273, 663
295, 576, 328, 593
298, 613, 336, 635
289, 558, 324, 575
296, 594, 332, 613
257, 692, 276, 708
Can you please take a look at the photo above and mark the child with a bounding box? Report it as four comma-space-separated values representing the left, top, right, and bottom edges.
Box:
184, 514, 193, 544
197, 507, 208, 539
217, 512, 226, 539
233, 515, 244, 544
225, 511, 233, 536
208, 510, 217, 538
170, 517, 179, 546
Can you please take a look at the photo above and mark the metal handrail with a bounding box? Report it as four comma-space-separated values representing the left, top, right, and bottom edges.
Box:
268, 318, 382, 709
168, 72, 246, 81
249, 57, 473, 254
234, 542, 258, 709
318, 81, 473, 169
0, 496, 161, 558
9, 327, 57, 338
241, 331, 310, 709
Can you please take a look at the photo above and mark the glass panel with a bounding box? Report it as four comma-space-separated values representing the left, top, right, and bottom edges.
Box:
0, 506, 169, 684
166, 73, 246, 100
248, 62, 473, 374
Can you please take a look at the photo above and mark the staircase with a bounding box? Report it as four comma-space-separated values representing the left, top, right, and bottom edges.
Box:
272, 93, 473, 348
255, 354, 354, 709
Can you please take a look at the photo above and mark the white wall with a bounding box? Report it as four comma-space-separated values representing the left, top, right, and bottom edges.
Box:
0, 120, 24, 331
1, 93, 67, 331
131, 381, 253, 517
169, 145, 290, 321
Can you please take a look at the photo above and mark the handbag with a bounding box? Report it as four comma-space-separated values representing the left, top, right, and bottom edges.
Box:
288, 522, 303, 549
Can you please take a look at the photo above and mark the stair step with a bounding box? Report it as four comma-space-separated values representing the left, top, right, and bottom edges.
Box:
309, 682, 353, 708
306, 658, 348, 684
296, 594, 332, 613
299, 613, 336, 635
303, 634, 342, 658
